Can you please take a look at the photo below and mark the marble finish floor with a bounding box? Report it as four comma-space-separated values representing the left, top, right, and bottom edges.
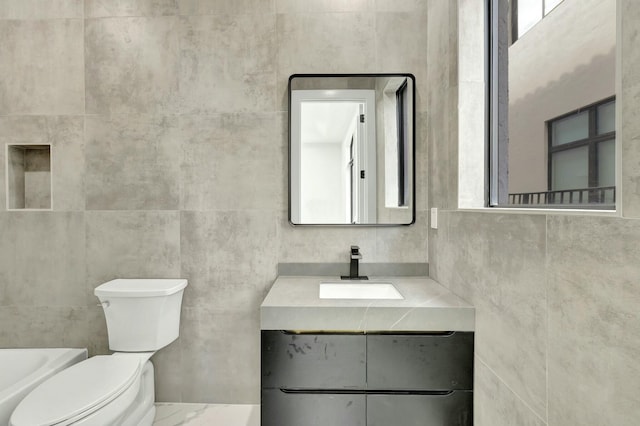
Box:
153, 403, 260, 426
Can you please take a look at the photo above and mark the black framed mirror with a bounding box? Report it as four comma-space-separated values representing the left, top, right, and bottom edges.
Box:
288, 74, 416, 226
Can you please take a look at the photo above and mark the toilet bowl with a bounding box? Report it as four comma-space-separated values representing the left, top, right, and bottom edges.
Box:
10, 279, 187, 426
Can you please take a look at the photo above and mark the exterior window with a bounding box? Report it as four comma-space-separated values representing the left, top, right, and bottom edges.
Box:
489, 0, 616, 209
546, 99, 616, 205
512, 0, 565, 42
508, 98, 617, 208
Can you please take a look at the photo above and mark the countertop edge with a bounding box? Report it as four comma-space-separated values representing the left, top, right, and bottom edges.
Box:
260, 276, 475, 332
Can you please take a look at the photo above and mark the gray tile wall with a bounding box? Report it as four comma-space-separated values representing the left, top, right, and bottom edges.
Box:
428, 0, 640, 425
0, 0, 429, 403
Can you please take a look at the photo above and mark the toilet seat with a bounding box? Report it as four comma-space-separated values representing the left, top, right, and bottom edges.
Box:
10, 356, 141, 426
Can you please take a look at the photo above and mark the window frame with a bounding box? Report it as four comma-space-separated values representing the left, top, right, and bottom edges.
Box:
487, 0, 506, 207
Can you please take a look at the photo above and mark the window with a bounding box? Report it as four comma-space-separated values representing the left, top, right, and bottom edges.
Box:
509, 98, 616, 206
489, 0, 617, 209
511, 0, 565, 42
547, 98, 616, 205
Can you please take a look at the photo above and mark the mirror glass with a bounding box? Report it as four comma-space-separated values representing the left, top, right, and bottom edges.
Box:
289, 74, 415, 225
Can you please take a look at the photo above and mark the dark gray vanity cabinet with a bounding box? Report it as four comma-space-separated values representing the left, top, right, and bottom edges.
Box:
262, 390, 366, 426
367, 333, 474, 391
261, 332, 366, 389
261, 331, 474, 426
367, 393, 473, 426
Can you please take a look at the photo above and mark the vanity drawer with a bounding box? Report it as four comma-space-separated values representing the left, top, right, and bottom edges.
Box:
367, 332, 474, 390
261, 331, 366, 389
262, 389, 365, 426
367, 392, 473, 426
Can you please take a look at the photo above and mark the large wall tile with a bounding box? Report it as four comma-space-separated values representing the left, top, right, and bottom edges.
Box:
180, 114, 284, 211
180, 210, 278, 310
85, 0, 178, 17
178, 0, 275, 15
435, 211, 548, 419
0, 212, 86, 306
275, 11, 375, 92
427, 0, 458, 211
375, 0, 427, 12
374, 211, 428, 263
475, 358, 547, 426
416, 111, 429, 212
276, 0, 373, 13
152, 326, 183, 402
52, 119, 86, 211
0, 302, 108, 356
0, 116, 85, 211
427, 88, 458, 210
82, 304, 110, 355
85, 115, 180, 210
85, 17, 179, 114
277, 111, 289, 208
0, 0, 82, 19
177, 14, 276, 114
0, 306, 93, 349
179, 307, 261, 404
0, 19, 84, 115
85, 211, 181, 291
547, 215, 640, 426
278, 211, 378, 263
375, 12, 429, 113
276, 12, 376, 108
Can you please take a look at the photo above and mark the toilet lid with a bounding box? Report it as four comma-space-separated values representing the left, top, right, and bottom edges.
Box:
10, 356, 141, 426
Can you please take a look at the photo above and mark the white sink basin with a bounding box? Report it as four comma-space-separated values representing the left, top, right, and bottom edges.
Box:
319, 282, 404, 300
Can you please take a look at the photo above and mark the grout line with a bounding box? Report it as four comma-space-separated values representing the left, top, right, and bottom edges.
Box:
477, 356, 548, 425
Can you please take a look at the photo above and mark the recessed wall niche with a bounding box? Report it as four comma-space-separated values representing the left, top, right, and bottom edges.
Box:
6, 144, 52, 210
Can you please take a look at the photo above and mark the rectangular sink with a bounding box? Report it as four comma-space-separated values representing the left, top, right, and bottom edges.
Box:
319, 282, 404, 300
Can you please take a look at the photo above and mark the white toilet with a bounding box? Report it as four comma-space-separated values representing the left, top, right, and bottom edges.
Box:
10, 278, 187, 426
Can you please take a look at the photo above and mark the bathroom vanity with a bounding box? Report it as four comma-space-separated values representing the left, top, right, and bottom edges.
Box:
260, 276, 475, 426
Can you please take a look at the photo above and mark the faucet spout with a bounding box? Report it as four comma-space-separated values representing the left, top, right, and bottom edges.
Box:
342, 245, 368, 280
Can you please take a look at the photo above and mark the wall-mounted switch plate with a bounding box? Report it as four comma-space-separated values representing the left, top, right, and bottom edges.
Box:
430, 208, 438, 229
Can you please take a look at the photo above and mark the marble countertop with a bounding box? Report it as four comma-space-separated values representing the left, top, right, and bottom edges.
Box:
260, 276, 475, 332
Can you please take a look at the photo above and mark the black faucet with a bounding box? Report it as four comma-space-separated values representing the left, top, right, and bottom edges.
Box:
341, 245, 368, 280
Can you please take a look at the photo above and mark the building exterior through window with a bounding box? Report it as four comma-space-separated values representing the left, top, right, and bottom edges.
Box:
512, 0, 565, 42
509, 98, 616, 206
494, 0, 616, 209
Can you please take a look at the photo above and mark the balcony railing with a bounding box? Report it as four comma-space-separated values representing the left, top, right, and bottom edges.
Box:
508, 186, 616, 208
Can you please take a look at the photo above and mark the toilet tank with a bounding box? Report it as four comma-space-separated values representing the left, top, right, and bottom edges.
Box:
95, 279, 188, 352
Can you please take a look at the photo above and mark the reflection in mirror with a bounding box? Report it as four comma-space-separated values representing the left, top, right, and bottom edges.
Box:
289, 74, 415, 225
